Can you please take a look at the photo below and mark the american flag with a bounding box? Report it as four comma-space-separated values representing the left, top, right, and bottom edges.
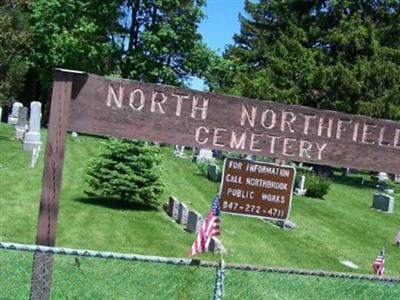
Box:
373, 248, 385, 276
188, 195, 221, 256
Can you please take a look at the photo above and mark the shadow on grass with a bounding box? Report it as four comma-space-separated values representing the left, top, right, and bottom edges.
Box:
333, 175, 376, 190
75, 197, 158, 211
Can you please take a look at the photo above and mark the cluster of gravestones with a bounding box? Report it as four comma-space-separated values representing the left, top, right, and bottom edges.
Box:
165, 196, 224, 253
2, 102, 43, 167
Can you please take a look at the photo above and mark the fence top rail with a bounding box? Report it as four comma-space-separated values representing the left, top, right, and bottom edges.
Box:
1, 241, 399, 283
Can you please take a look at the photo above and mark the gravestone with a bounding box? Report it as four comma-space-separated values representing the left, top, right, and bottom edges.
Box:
24, 102, 42, 150
208, 163, 221, 182
377, 172, 389, 183
275, 220, 297, 230
197, 149, 214, 162
395, 175, 400, 184
173, 145, 185, 158
15, 107, 28, 139
0, 107, 2, 122
294, 175, 307, 196
8, 102, 23, 125
372, 193, 394, 213
167, 196, 180, 221
177, 202, 189, 225
186, 211, 204, 233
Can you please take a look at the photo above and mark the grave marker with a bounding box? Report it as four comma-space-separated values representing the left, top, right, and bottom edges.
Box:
294, 175, 307, 196
24, 102, 42, 150
186, 211, 204, 233
177, 202, 189, 225
8, 102, 23, 125
167, 196, 180, 221
15, 107, 28, 139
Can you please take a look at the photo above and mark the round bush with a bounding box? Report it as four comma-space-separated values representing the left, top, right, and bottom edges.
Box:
305, 174, 331, 199
85, 138, 164, 207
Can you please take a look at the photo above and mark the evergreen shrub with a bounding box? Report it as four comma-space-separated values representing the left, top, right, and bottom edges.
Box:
305, 174, 331, 199
85, 138, 164, 207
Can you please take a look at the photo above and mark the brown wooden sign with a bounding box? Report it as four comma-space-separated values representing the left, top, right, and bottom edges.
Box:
219, 158, 295, 220
31, 68, 400, 298
68, 72, 400, 174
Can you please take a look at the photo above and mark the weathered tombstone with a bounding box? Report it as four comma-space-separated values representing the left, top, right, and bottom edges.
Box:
8, 102, 23, 125
15, 107, 28, 139
395, 174, 400, 184
177, 202, 189, 225
197, 148, 214, 162
294, 175, 307, 196
186, 210, 204, 233
372, 193, 394, 213
24, 102, 42, 150
208, 163, 221, 182
167, 196, 180, 221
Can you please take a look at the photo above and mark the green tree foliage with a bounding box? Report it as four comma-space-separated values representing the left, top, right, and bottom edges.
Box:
0, 0, 31, 106
211, 0, 400, 120
28, 0, 210, 90
29, 0, 120, 88
85, 138, 164, 207
114, 0, 208, 85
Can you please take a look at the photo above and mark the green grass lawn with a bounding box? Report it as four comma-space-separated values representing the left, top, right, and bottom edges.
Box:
1, 123, 400, 277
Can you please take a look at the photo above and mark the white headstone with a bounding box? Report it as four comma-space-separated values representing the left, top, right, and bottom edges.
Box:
294, 175, 307, 196
173, 145, 185, 158
24, 102, 42, 150
197, 149, 214, 162
8, 102, 23, 125
15, 107, 28, 139
377, 172, 389, 183
0, 107, 2, 123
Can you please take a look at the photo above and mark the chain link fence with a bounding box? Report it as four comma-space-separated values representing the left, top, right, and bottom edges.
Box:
1, 242, 400, 299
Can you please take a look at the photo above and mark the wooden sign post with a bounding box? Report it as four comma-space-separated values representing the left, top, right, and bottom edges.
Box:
30, 69, 400, 299
30, 70, 77, 300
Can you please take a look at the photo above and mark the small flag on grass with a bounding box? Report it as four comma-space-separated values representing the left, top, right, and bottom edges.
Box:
188, 195, 221, 256
373, 248, 385, 276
